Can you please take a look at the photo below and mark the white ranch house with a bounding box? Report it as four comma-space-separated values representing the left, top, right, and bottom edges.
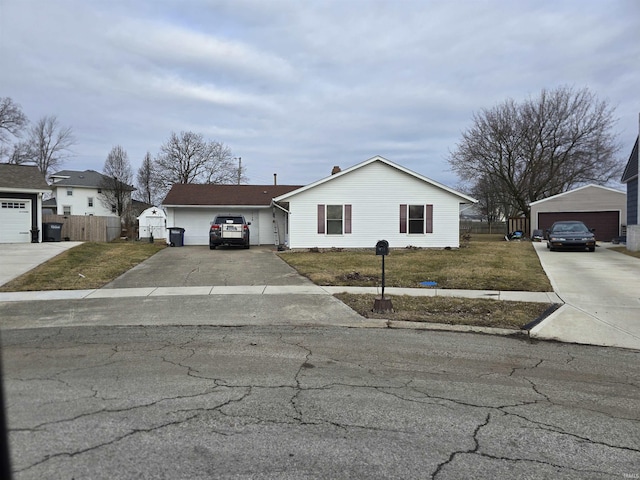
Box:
162, 156, 475, 249
274, 156, 476, 249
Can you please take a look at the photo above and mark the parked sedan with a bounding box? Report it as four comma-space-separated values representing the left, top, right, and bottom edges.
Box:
546, 221, 596, 252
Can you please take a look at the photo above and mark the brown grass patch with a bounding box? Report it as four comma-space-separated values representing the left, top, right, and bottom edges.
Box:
335, 293, 553, 330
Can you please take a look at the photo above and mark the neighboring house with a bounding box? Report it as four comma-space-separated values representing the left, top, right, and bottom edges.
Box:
0, 163, 51, 243
622, 137, 638, 226
49, 170, 134, 217
273, 156, 476, 249
162, 184, 303, 246
137, 206, 167, 241
621, 116, 639, 250
529, 184, 626, 242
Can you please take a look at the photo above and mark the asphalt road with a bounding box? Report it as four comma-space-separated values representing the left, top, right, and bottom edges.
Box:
3, 325, 639, 480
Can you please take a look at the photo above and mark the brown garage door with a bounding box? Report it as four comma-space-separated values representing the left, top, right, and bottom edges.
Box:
538, 211, 620, 241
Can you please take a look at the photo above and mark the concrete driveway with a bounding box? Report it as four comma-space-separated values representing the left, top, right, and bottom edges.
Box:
530, 242, 640, 349
0, 242, 83, 286
103, 245, 314, 288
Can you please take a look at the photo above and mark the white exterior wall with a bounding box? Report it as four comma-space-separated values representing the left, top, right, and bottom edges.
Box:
137, 207, 167, 240
53, 185, 119, 217
164, 206, 287, 246
285, 162, 464, 249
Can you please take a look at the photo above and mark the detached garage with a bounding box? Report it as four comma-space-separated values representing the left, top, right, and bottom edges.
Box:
0, 164, 51, 243
530, 184, 626, 242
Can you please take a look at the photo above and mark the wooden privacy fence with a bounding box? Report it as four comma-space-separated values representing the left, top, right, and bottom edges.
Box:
459, 221, 507, 234
42, 215, 122, 242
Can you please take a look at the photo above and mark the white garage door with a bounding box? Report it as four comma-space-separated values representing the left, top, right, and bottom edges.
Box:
0, 199, 32, 243
173, 208, 261, 245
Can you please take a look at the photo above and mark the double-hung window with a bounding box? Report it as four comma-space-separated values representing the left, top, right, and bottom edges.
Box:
317, 204, 352, 235
400, 204, 433, 234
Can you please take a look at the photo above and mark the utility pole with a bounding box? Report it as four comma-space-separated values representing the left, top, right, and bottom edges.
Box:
237, 157, 242, 185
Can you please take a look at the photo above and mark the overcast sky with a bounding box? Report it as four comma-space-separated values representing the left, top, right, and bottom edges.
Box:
1, 0, 638, 190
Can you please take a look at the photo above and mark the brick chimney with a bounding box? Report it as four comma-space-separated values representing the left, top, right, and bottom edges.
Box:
331, 166, 341, 175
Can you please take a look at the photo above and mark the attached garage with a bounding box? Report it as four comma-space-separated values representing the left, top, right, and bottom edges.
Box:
530, 185, 626, 242
0, 199, 31, 243
162, 184, 302, 246
0, 164, 51, 244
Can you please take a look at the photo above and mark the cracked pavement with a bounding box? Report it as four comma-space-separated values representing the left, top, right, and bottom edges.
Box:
2, 325, 639, 479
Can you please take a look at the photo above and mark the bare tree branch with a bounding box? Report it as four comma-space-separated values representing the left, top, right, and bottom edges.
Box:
153, 131, 240, 200
99, 145, 134, 217
0, 97, 28, 144
448, 86, 622, 219
26, 115, 76, 177
136, 151, 155, 205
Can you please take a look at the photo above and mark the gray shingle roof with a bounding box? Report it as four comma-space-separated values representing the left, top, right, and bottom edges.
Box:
50, 169, 134, 190
0, 163, 50, 191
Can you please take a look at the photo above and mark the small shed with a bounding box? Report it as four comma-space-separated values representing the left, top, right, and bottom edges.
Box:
137, 206, 167, 241
530, 185, 626, 241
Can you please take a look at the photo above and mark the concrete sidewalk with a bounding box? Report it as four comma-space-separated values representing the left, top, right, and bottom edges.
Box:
0, 284, 561, 304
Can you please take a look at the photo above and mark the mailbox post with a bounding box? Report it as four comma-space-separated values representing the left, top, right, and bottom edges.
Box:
373, 240, 393, 313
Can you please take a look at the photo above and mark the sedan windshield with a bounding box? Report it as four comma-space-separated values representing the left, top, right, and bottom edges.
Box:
551, 223, 589, 234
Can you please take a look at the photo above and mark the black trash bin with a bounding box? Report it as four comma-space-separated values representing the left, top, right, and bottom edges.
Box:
168, 227, 185, 247
43, 222, 63, 242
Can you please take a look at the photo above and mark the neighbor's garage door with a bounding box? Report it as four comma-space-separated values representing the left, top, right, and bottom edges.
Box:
0, 199, 31, 243
538, 211, 619, 241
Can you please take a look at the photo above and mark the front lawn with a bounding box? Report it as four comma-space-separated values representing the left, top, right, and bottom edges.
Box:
278, 234, 552, 292
0, 240, 166, 292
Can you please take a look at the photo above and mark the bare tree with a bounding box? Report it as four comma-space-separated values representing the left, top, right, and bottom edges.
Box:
0, 97, 28, 144
100, 145, 134, 217
27, 115, 75, 177
136, 151, 155, 205
448, 86, 622, 219
153, 131, 240, 199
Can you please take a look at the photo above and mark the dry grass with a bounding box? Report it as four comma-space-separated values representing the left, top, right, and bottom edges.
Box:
0, 241, 166, 292
279, 234, 552, 292
335, 293, 553, 330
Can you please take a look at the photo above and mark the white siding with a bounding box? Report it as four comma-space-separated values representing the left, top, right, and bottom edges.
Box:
285, 161, 463, 249
52, 185, 122, 217
165, 206, 286, 246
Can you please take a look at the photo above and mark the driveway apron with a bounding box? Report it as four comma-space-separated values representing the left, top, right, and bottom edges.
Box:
531, 242, 640, 349
103, 245, 314, 288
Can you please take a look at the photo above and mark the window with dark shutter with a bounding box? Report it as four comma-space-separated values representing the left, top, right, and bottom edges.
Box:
400, 204, 407, 233
425, 204, 433, 233
344, 204, 352, 234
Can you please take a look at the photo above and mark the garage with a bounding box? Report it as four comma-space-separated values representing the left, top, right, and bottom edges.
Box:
162, 184, 302, 246
170, 208, 261, 246
530, 184, 626, 242
538, 211, 620, 242
0, 199, 31, 243
0, 164, 51, 244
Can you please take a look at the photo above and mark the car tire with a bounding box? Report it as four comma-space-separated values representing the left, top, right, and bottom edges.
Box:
244, 243, 250, 249
210, 245, 216, 250
588, 247, 595, 252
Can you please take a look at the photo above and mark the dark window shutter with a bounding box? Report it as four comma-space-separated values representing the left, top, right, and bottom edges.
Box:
344, 204, 352, 234
317, 204, 325, 234
400, 204, 407, 233
425, 204, 433, 233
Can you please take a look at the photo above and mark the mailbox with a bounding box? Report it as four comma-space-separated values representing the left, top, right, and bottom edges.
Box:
375, 240, 389, 256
